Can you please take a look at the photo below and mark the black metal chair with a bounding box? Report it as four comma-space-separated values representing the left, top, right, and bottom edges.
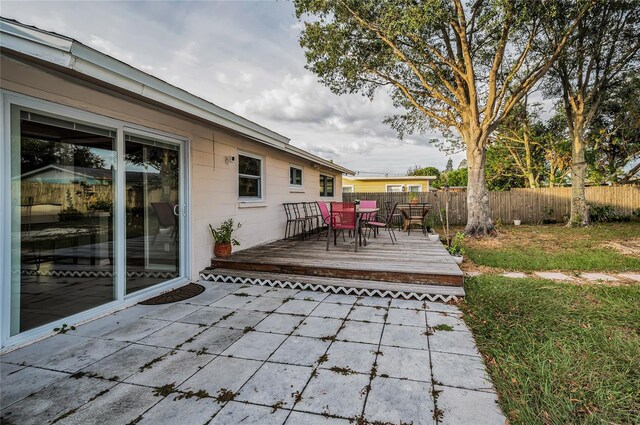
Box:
283, 203, 307, 239
303, 201, 322, 234
365, 202, 398, 244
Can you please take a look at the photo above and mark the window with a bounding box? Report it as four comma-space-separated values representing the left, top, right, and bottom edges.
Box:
320, 174, 334, 197
407, 185, 422, 192
386, 184, 404, 192
342, 185, 355, 193
239, 153, 263, 199
290, 166, 303, 188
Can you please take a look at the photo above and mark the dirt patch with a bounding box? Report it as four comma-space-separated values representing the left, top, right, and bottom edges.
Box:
600, 239, 640, 256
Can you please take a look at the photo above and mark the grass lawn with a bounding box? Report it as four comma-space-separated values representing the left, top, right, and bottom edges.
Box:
461, 276, 640, 424
461, 222, 640, 272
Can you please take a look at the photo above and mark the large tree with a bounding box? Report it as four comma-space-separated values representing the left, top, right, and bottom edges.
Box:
294, 0, 589, 236
545, 0, 640, 226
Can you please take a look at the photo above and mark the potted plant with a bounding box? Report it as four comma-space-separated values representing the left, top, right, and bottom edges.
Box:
447, 232, 465, 264
513, 218, 521, 226
209, 219, 241, 258
407, 192, 419, 204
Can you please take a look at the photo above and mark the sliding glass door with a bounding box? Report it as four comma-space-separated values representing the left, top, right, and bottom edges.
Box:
124, 134, 182, 294
5, 98, 188, 342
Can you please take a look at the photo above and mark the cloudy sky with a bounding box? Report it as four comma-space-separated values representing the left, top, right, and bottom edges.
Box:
2, 1, 466, 174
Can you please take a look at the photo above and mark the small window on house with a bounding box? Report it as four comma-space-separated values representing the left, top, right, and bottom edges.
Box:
386, 184, 404, 192
238, 153, 263, 199
290, 166, 303, 188
407, 185, 422, 192
342, 185, 355, 193
320, 174, 334, 197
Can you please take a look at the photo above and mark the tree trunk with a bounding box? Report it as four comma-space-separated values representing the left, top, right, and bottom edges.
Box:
568, 118, 590, 226
464, 141, 496, 236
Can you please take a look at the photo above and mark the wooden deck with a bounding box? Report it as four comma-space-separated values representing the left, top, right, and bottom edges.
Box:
200, 232, 464, 301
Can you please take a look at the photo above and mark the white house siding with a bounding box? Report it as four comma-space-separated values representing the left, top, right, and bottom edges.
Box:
1, 54, 343, 281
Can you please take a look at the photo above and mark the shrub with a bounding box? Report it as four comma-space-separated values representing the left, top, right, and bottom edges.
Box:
589, 204, 630, 223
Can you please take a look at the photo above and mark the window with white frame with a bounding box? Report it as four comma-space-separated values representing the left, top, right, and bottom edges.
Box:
386, 184, 404, 192
342, 185, 355, 193
290, 165, 303, 188
320, 174, 334, 197
407, 184, 422, 192
238, 153, 263, 200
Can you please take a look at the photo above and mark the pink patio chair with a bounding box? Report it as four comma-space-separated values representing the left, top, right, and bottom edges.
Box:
326, 202, 356, 250
316, 201, 330, 240
359, 200, 377, 233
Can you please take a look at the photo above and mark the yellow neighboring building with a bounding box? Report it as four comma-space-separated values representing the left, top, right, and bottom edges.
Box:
342, 175, 437, 193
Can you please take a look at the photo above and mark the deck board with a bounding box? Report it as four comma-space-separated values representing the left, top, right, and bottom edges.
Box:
208, 232, 464, 287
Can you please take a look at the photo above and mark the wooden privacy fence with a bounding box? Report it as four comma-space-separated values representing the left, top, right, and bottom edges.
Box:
343, 186, 640, 225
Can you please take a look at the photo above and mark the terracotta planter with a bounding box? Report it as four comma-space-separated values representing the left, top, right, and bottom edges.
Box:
214, 242, 232, 258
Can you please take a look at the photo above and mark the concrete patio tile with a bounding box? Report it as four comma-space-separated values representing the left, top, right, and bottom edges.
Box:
79, 344, 170, 381
293, 290, 330, 302
100, 318, 171, 342
179, 326, 244, 353
138, 322, 204, 348
209, 401, 289, 425
295, 369, 369, 418
356, 296, 390, 308
376, 345, 431, 382
430, 351, 494, 392
263, 287, 301, 299
502, 272, 528, 278
436, 385, 505, 425
535, 271, 575, 281
618, 273, 640, 282
286, 411, 352, 424
0, 334, 87, 365
429, 329, 480, 357
178, 306, 234, 325
425, 302, 462, 314
179, 356, 263, 397
347, 305, 387, 323
269, 336, 331, 367
210, 294, 257, 309
215, 309, 268, 329
69, 308, 144, 337
0, 366, 68, 409
0, 362, 24, 380
381, 324, 429, 350
0, 376, 115, 425
137, 392, 222, 425
237, 362, 313, 408
427, 312, 469, 332
323, 294, 359, 304
364, 376, 434, 425
53, 383, 158, 425
386, 307, 426, 327
125, 350, 214, 387
293, 317, 343, 339
222, 331, 288, 361
390, 298, 425, 310
581, 272, 619, 281
336, 321, 384, 345
233, 284, 272, 296
309, 302, 352, 319
186, 283, 240, 306
254, 313, 305, 335
142, 303, 202, 322
276, 299, 320, 316
35, 338, 130, 373
321, 341, 377, 374
240, 296, 287, 312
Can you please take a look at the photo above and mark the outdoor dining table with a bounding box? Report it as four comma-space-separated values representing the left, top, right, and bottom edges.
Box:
397, 203, 431, 232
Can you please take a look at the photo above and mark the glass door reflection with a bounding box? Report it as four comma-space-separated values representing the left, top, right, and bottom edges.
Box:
125, 134, 180, 294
